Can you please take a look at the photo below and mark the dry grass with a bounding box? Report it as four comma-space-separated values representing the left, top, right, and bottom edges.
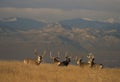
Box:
0, 61, 120, 82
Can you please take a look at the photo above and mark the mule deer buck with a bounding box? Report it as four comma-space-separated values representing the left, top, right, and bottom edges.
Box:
24, 49, 46, 65
91, 63, 103, 69
87, 53, 95, 65
57, 52, 71, 66
87, 53, 103, 69
75, 56, 92, 68
50, 51, 61, 64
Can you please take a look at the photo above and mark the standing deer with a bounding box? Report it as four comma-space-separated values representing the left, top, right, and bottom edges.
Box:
57, 52, 71, 66
50, 51, 60, 64
24, 49, 46, 65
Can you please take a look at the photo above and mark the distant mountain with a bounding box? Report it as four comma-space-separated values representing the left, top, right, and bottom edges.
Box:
59, 18, 120, 30
0, 17, 47, 31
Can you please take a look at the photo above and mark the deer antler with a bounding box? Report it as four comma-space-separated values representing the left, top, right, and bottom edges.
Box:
57, 51, 61, 58
42, 50, 46, 57
80, 56, 84, 59
70, 52, 73, 58
65, 51, 68, 57
87, 52, 95, 59
75, 56, 78, 61
50, 51, 54, 59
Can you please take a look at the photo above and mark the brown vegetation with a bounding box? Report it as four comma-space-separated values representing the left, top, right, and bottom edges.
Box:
0, 61, 120, 82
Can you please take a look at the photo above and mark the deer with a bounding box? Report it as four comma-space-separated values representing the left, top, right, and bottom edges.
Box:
50, 51, 61, 64
24, 49, 46, 65
87, 53, 95, 65
57, 52, 71, 66
91, 63, 103, 69
75, 56, 92, 68
87, 53, 103, 69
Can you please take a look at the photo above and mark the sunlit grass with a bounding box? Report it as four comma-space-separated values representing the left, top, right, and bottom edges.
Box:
0, 61, 120, 82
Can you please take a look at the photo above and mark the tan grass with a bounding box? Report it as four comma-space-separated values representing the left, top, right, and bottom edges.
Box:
0, 61, 120, 82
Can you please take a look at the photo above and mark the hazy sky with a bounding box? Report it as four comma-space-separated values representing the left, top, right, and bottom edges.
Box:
0, 0, 120, 22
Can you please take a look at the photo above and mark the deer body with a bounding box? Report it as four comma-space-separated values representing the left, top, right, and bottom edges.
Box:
92, 63, 103, 69
87, 53, 103, 69
24, 58, 40, 65
24, 49, 46, 65
58, 56, 71, 66
76, 58, 92, 68
50, 51, 60, 65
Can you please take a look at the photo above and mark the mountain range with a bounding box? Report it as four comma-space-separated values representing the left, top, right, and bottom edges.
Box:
0, 17, 120, 67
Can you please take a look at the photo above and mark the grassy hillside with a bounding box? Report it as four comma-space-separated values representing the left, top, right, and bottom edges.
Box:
0, 61, 120, 82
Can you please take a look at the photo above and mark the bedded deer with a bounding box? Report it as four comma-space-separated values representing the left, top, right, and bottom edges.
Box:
57, 52, 71, 66
87, 53, 103, 69
75, 56, 92, 68
50, 51, 61, 64
24, 49, 46, 65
